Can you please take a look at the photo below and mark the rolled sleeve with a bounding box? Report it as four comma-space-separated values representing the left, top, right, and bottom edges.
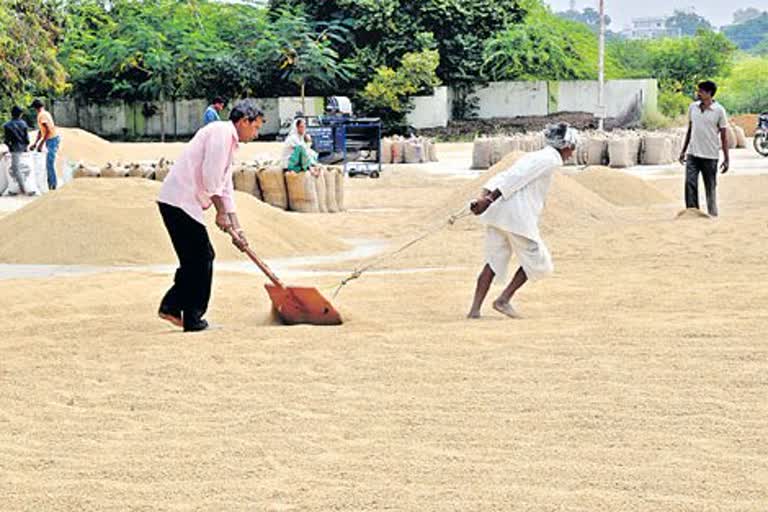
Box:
718, 108, 728, 130
221, 171, 236, 213
201, 130, 231, 199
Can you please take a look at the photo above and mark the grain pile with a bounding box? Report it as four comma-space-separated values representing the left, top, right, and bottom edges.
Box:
436, 152, 617, 232
572, 167, 673, 206
0, 179, 347, 265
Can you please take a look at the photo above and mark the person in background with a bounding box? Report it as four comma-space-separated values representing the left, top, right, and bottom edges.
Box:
678, 80, 729, 217
282, 118, 320, 176
157, 99, 264, 332
29, 99, 60, 190
467, 123, 578, 320
3, 106, 31, 195
203, 97, 226, 126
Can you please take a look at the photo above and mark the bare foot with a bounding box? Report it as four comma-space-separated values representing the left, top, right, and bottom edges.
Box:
492, 300, 521, 319
467, 310, 481, 319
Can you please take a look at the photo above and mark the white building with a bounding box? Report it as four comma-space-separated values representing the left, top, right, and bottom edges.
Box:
622, 16, 682, 39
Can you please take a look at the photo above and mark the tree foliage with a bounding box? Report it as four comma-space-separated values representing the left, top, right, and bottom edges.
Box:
0, 0, 68, 114
722, 13, 768, 50
556, 7, 611, 31
358, 49, 440, 126
664, 10, 713, 37
483, 3, 624, 81
717, 56, 768, 114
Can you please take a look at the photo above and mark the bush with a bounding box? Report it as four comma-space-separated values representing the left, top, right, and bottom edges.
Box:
659, 90, 691, 117
641, 110, 673, 130
717, 56, 768, 114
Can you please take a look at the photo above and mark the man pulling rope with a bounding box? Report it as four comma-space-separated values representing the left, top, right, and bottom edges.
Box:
467, 122, 578, 319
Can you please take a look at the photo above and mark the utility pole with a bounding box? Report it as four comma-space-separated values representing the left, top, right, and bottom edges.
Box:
598, 0, 606, 131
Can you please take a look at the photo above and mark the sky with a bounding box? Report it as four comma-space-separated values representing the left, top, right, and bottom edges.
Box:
545, 0, 763, 30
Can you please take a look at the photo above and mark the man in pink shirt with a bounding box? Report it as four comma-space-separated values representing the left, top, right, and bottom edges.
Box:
157, 99, 264, 332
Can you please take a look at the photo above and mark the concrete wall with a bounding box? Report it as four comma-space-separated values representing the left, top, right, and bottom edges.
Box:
52, 80, 659, 136
474, 81, 550, 118
556, 79, 658, 118
407, 86, 450, 129
52, 97, 305, 139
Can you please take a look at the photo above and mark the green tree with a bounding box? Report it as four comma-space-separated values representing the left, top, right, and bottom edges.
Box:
718, 56, 768, 113
0, 0, 68, 116
266, 6, 352, 112
268, 0, 526, 93
732, 8, 763, 25
557, 7, 611, 31
483, 4, 625, 81
665, 10, 713, 37
358, 49, 440, 127
723, 13, 768, 50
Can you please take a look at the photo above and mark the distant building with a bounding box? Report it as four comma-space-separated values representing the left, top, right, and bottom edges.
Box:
622, 16, 682, 39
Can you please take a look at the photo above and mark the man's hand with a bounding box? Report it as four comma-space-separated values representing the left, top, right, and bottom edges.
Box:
215, 210, 232, 232
720, 158, 730, 174
470, 196, 493, 215
679, 151, 687, 165
231, 230, 249, 252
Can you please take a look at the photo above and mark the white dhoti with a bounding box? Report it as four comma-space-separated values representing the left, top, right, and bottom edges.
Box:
484, 226, 553, 282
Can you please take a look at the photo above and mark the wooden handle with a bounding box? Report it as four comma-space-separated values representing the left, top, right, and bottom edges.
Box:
228, 228, 285, 288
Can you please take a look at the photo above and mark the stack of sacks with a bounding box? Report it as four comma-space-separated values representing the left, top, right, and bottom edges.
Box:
73, 162, 101, 178
404, 137, 426, 163
641, 135, 674, 165
380, 138, 393, 164
378, 136, 438, 164
257, 167, 288, 210
607, 134, 642, 168
391, 136, 406, 164
100, 162, 129, 178
725, 125, 737, 149
233, 165, 263, 201
586, 136, 608, 166
284, 166, 345, 213
427, 139, 438, 162
154, 158, 172, 182
732, 125, 747, 148
285, 171, 319, 213
472, 136, 492, 169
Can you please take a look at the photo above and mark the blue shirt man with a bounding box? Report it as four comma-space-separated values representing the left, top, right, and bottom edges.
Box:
203, 97, 226, 126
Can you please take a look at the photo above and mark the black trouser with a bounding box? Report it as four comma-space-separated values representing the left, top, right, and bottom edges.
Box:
158, 203, 215, 328
685, 155, 719, 217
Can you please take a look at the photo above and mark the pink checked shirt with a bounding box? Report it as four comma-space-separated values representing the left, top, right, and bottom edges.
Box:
158, 121, 239, 225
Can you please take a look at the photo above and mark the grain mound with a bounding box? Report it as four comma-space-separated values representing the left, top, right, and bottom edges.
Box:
434, 152, 617, 231
572, 167, 672, 206
57, 128, 114, 164
0, 179, 347, 265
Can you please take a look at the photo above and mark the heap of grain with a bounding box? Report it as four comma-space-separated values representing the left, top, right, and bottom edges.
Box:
0, 179, 348, 265
437, 151, 618, 233
573, 167, 673, 206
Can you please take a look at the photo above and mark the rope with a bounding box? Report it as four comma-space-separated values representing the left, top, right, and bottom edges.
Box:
331, 205, 472, 298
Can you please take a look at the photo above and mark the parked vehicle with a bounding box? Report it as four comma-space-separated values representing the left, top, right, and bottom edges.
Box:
754, 112, 768, 157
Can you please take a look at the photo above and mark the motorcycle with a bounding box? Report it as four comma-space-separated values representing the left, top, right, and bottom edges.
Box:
754, 112, 768, 157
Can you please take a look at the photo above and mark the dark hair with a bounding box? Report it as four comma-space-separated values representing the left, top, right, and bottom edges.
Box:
698, 81, 717, 97
31, 99, 45, 110
213, 97, 226, 106
11, 106, 24, 119
229, 98, 264, 123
